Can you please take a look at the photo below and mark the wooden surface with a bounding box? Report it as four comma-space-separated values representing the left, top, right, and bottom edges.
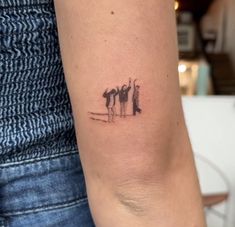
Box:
203, 193, 229, 208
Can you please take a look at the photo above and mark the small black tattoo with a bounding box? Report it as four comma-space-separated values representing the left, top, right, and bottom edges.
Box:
118, 78, 131, 118
89, 78, 142, 123
132, 79, 142, 116
103, 87, 119, 122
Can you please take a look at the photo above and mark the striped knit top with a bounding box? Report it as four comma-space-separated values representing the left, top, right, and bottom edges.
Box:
0, 0, 78, 164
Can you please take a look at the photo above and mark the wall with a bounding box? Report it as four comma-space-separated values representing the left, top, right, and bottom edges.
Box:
183, 96, 235, 227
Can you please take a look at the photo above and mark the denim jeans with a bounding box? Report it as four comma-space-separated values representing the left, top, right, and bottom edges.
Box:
0, 0, 95, 226
0, 153, 95, 227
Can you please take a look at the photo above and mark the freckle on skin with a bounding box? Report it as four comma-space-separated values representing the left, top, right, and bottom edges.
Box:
111, 11, 114, 15
96, 172, 101, 179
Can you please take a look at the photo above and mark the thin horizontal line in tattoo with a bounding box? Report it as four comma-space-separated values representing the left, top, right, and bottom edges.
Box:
88, 112, 133, 116
90, 117, 108, 123
89, 114, 138, 123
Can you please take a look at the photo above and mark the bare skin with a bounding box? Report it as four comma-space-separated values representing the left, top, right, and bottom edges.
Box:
54, 1, 206, 226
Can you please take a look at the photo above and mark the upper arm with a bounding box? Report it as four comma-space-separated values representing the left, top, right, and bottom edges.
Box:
54, 1, 205, 226
54, 0, 183, 187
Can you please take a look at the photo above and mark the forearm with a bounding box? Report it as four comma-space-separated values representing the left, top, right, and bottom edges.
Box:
54, 0, 205, 226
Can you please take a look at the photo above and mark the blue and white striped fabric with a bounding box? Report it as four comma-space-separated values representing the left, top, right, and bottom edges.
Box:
0, 0, 78, 164
0, 1, 96, 226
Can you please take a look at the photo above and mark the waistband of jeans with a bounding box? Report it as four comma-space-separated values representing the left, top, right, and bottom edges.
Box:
0, 0, 52, 8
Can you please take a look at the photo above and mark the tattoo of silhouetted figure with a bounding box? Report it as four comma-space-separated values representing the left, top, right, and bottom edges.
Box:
103, 88, 119, 122
117, 78, 131, 117
132, 79, 142, 115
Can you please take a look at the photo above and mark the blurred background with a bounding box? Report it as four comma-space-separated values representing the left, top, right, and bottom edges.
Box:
174, 0, 235, 226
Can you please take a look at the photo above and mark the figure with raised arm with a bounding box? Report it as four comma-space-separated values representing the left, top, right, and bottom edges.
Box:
118, 78, 131, 117
132, 79, 142, 116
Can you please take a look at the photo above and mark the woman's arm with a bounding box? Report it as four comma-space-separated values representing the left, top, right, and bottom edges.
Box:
54, 1, 206, 226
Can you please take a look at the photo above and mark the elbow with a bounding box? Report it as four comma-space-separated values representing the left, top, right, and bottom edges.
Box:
114, 185, 158, 217
113, 162, 169, 217
110, 124, 191, 214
